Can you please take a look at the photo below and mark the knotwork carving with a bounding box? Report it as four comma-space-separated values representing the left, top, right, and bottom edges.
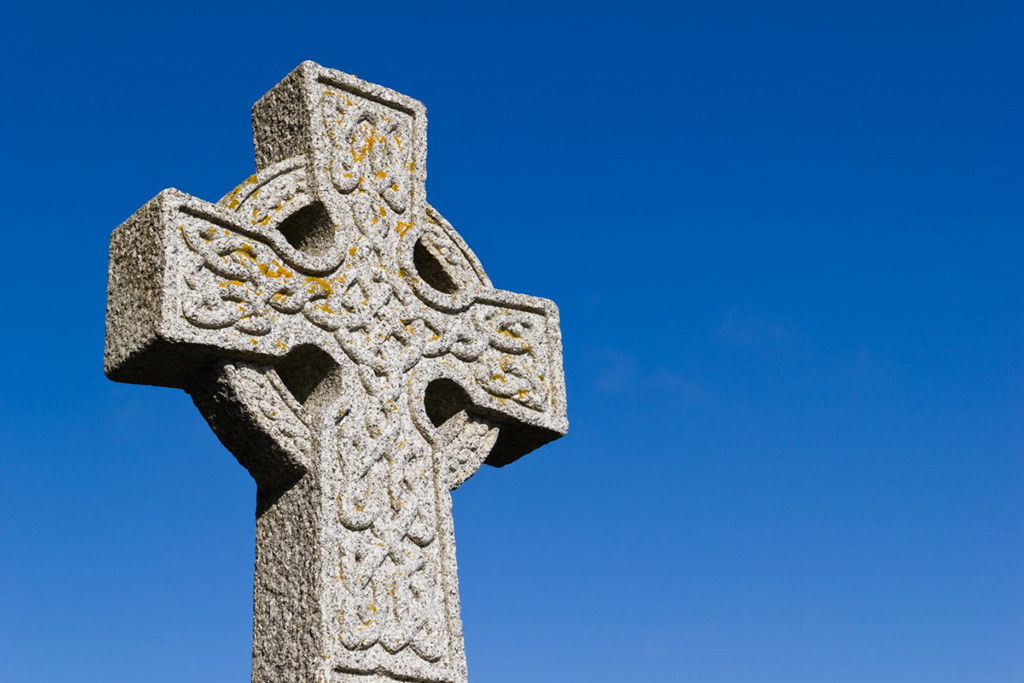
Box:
321, 88, 413, 242
177, 185, 552, 413
224, 362, 314, 458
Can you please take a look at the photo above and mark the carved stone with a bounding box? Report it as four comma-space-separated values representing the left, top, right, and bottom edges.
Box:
104, 61, 568, 683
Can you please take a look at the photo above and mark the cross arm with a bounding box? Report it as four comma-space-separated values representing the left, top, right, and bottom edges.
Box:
397, 215, 568, 471
104, 179, 341, 390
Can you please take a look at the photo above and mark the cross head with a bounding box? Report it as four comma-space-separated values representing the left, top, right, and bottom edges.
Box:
105, 61, 567, 683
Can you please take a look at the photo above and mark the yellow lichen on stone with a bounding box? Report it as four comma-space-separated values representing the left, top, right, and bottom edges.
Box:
258, 260, 293, 279
306, 276, 333, 296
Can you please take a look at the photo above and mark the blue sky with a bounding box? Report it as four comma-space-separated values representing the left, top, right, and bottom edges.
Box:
1, 2, 1021, 681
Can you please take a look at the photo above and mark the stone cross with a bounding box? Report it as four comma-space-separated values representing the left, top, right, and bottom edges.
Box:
105, 61, 567, 683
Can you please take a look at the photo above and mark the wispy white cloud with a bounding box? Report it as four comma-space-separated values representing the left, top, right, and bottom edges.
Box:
716, 309, 801, 351
587, 348, 707, 407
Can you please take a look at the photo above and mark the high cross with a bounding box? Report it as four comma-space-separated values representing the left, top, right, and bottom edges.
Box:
105, 61, 567, 683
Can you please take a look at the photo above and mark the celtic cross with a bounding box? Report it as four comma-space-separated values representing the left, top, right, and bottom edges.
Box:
104, 62, 567, 683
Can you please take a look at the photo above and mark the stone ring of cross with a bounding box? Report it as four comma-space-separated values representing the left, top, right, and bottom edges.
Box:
105, 61, 567, 683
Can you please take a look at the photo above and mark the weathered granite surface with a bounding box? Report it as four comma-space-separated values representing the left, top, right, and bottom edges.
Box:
105, 61, 567, 683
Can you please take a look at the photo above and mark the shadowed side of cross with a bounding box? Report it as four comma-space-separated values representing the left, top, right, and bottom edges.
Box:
104, 62, 567, 683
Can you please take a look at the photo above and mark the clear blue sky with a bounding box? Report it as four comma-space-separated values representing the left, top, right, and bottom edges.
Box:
1, 2, 1021, 681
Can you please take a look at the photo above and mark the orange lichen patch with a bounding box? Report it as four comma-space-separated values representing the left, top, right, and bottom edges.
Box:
317, 302, 336, 314
221, 175, 257, 210
350, 125, 387, 163
348, 246, 358, 256
234, 244, 258, 260
396, 221, 414, 237
258, 260, 293, 279
305, 276, 333, 296
376, 170, 387, 179
379, 205, 387, 216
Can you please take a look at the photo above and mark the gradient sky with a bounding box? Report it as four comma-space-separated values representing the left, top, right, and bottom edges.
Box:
1, 2, 1021, 682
